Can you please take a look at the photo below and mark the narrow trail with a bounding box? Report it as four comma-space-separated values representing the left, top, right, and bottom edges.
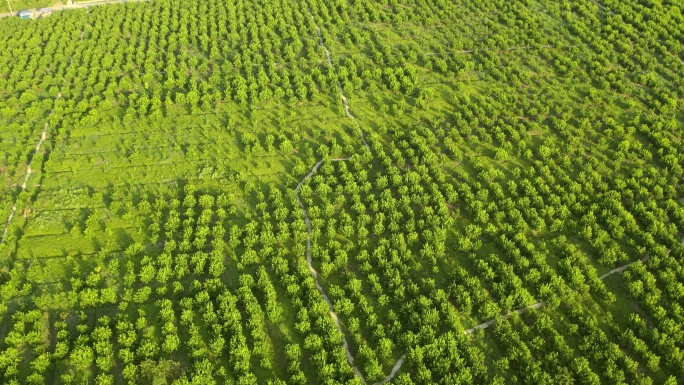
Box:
294, 6, 401, 385
311, 19, 370, 151
592, 0, 615, 15
598, 254, 650, 280
465, 239, 684, 334
1, 95, 59, 245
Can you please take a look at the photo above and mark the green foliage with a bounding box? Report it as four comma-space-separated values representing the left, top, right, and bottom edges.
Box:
0, 0, 683, 384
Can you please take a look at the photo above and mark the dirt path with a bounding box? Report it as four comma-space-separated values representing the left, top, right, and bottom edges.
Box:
598, 254, 650, 280
311, 22, 370, 151
0, 206, 17, 245
376, 357, 405, 384
592, 0, 615, 15
295, 158, 364, 380
294, 6, 402, 385
464, 242, 683, 334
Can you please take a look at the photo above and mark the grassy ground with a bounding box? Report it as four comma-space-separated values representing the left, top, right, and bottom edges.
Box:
1, 0, 683, 383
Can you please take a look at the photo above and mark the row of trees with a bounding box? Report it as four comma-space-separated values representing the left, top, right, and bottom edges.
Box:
1, 0, 683, 383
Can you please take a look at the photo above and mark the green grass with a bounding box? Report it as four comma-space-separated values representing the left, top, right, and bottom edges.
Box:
1, 0, 684, 383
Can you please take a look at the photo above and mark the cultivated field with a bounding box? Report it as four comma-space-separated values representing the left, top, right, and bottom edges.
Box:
0, 0, 683, 384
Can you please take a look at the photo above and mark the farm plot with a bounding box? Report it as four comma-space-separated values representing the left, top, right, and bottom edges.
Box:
0, 0, 683, 384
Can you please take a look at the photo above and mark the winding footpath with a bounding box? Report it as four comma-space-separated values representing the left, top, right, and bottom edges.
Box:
294, 7, 399, 385
592, 0, 616, 15
465, 301, 547, 335
465, 240, 683, 334
313, 23, 370, 150
598, 253, 650, 280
